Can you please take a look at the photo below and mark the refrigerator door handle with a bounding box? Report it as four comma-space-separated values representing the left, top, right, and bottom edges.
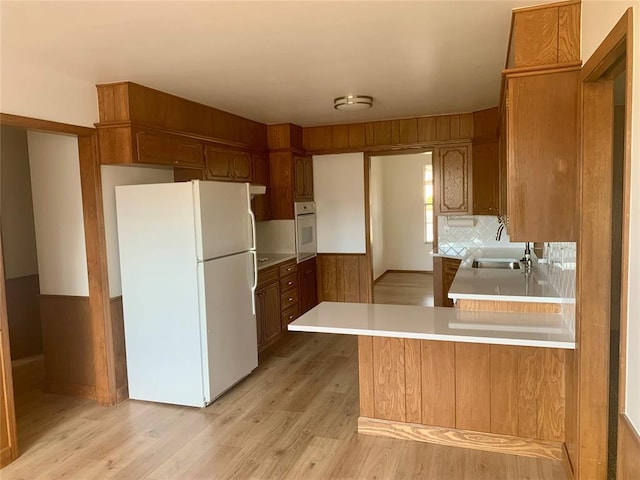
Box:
250, 250, 258, 315
249, 209, 257, 251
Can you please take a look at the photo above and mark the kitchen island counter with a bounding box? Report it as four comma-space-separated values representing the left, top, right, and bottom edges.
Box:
288, 301, 574, 349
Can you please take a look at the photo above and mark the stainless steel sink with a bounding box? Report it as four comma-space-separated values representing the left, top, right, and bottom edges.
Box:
471, 258, 521, 269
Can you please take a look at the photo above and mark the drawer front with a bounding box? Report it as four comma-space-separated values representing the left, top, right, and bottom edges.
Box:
136, 131, 204, 168
281, 305, 299, 330
280, 273, 298, 293
257, 265, 279, 289
280, 288, 299, 311
279, 260, 297, 277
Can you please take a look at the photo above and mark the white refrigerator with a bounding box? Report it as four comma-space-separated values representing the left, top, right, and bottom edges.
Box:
115, 180, 258, 407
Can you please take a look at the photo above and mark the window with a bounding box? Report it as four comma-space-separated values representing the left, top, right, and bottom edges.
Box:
424, 163, 434, 243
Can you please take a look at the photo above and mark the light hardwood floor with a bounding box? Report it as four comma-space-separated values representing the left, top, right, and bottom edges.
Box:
373, 271, 435, 306
2, 333, 566, 479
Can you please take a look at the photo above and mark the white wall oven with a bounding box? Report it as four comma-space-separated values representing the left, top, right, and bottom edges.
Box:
294, 202, 317, 262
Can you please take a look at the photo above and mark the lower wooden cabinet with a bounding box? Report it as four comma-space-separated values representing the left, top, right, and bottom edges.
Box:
298, 257, 318, 315
255, 258, 303, 353
434, 257, 461, 307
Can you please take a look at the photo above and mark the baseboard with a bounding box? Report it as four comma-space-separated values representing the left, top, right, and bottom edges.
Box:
45, 381, 97, 399
0, 445, 16, 468
386, 269, 433, 274
357, 416, 564, 462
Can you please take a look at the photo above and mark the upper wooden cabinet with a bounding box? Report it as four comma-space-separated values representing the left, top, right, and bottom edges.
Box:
204, 145, 252, 182
251, 152, 271, 222
435, 143, 472, 215
504, 68, 579, 241
509, 1, 580, 69
293, 155, 314, 202
472, 141, 499, 215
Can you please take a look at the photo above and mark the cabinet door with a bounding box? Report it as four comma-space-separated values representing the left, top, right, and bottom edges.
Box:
136, 131, 204, 168
255, 291, 264, 347
435, 144, 472, 215
293, 155, 306, 201
433, 257, 461, 307
231, 151, 252, 182
303, 156, 314, 200
507, 70, 578, 241
261, 283, 281, 344
298, 257, 318, 315
205, 145, 233, 180
251, 152, 271, 221
472, 141, 499, 215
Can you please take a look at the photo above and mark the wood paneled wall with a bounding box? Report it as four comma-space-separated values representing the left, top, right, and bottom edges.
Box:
316, 254, 371, 303
5, 275, 42, 360
97, 82, 268, 149
110, 297, 128, 403
303, 113, 473, 154
358, 336, 567, 443
617, 415, 640, 479
39, 295, 96, 399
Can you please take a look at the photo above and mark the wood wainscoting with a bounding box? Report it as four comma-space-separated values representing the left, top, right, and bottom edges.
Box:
109, 296, 128, 403
316, 254, 371, 303
39, 295, 96, 398
358, 336, 568, 451
617, 414, 640, 479
5, 275, 42, 360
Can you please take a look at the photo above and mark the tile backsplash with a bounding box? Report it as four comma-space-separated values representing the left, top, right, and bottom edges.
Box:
542, 242, 577, 299
437, 215, 525, 257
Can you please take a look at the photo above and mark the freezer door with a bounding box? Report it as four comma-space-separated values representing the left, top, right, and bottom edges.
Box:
198, 251, 258, 402
193, 181, 254, 261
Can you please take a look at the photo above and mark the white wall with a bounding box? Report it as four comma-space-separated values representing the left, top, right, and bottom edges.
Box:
101, 165, 174, 297
0, 55, 98, 128
370, 156, 386, 280
582, 0, 640, 429
0, 127, 39, 279
28, 131, 89, 296
378, 153, 434, 273
313, 153, 366, 254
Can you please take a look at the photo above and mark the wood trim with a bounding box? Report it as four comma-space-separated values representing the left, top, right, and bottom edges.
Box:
618, 414, 640, 479
78, 134, 116, 406
511, 0, 580, 15
502, 60, 582, 76
0, 113, 95, 136
581, 9, 632, 82
305, 140, 458, 156
0, 235, 18, 467
562, 443, 575, 479
504, 65, 581, 78
455, 299, 562, 314
357, 416, 564, 462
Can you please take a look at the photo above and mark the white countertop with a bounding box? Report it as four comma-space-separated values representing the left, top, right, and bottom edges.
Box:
448, 266, 573, 303
288, 302, 575, 349
256, 253, 297, 270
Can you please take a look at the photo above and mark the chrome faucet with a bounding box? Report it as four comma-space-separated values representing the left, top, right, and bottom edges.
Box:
521, 242, 533, 274
495, 215, 505, 241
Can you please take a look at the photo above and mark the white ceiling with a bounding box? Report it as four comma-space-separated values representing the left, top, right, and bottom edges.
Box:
1, 1, 557, 127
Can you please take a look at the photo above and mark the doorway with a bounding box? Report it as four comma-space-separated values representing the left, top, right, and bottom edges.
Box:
369, 150, 434, 306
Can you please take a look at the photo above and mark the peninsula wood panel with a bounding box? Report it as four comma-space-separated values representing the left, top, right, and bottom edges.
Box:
420, 340, 455, 427
39, 295, 96, 398
372, 337, 406, 422
97, 82, 267, 149
316, 254, 371, 303
358, 336, 375, 418
302, 113, 473, 153
5, 274, 42, 360
455, 343, 491, 432
404, 339, 422, 424
358, 338, 568, 443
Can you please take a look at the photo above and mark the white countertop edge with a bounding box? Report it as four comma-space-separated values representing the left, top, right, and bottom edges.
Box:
287, 324, 575, 350
449, 293, 575, 304
256, 253, 297, 270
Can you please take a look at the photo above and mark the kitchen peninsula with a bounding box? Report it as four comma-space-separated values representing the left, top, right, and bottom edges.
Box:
289, 262, 575, 464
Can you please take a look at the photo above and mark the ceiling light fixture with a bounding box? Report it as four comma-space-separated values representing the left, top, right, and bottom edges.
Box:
333, 95, 374, 111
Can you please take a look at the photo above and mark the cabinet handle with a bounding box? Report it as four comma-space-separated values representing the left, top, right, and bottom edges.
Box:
288, 297, 293, 302
287, 281, 293, 285
287, 267, 292, 272
289, 315, 293, 320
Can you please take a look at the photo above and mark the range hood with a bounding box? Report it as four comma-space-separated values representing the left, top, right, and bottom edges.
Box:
249, 184, 266, 198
